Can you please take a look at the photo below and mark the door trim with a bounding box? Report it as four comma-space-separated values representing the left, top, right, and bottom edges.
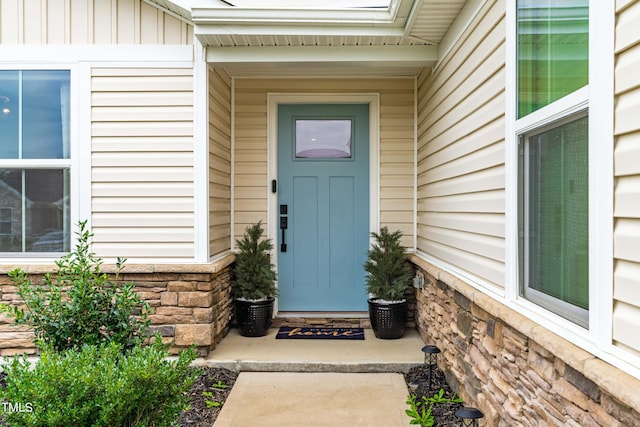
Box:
267, 93, 380, 315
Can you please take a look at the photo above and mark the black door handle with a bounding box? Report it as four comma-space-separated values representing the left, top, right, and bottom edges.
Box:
280, 208, 288, 252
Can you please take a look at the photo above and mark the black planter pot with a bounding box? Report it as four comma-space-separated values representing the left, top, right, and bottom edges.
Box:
368, 298, 408, 339
235, 297, 274, 337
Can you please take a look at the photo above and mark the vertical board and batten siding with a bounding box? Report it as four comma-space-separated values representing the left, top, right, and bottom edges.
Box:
233, 78, 415, 247
416, 0, 506, 290
612, 0, 640, 357
209, 68, 232, 256
0, 0, 192, 45
91, 67, 195, 258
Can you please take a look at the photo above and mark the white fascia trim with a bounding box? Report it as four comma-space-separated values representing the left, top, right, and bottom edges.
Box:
142, 0, 193, 23
192, 0, 419, 39
157, 0, 200, 11
435, 0, 488, 70
206, 45, 437, 65
195, 24, 405, 38
192, 6, 396, 25
0, 45, 193, 63
191, 0, 418, 37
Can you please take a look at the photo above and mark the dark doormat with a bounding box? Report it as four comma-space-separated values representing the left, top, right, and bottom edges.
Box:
275, 326, 365, 340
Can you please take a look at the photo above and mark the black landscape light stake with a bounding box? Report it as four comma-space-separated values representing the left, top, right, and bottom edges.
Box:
455, 407, 484, 426
421, 345, 440, 391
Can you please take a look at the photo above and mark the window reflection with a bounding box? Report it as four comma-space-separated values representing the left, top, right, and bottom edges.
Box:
0, 70, 70, 160
0, 169, 70, 253
295, 119, 352, 159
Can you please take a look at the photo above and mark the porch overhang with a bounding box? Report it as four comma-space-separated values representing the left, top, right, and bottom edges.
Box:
148, 0, 467, 75
205, 45, 437, 76
191, 0, 418, 31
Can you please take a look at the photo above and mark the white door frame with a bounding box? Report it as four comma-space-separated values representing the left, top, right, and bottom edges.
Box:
267, 92, 380, 314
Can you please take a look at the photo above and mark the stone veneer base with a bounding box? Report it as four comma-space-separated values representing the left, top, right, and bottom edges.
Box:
409, 253, 640, 426
0, 254, 235, 357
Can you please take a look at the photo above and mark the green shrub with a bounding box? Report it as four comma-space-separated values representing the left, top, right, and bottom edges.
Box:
1, 220, 151, 352
0, 336, 200, 427
233, 221, 278, 300
364, 227, 413, 301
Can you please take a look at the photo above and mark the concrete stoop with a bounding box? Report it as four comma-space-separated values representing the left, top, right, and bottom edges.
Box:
198, 327, 425, 373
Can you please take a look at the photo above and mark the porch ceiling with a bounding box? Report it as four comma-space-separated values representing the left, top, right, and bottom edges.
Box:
148, 0, 467, 76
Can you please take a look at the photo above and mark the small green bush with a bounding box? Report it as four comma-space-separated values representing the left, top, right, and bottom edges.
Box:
1, 220, 151, 352
0, 336, 200, 427
233, 221, 278, 300
364, 227, 414, 301
406, 389, 463, 426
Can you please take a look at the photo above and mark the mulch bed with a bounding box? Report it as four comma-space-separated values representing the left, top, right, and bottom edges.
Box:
176, 367, 238, 427
404, 365, 464, 426
179, 364, 462, 426
1, 365, 461, 426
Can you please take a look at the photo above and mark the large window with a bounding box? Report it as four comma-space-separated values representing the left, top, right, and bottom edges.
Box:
517, 1, 588, 117
0, 70, 71, 253
520, 114, 589, 326
516, 0, 589, 327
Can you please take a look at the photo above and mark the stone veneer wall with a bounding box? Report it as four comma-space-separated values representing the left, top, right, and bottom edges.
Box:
0, 254, 235, 357
409, 254, 640, 427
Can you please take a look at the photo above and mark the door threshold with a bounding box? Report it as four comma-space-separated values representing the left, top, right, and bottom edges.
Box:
277, 311, 368, 319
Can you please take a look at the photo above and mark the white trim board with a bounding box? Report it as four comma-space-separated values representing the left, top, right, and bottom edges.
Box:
193, 37, 210, 262
0, 45, 193, 64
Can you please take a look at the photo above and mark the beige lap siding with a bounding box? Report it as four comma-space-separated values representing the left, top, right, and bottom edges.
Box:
416, 0, 506, 290
91, 67, 195, 260
613, 0, 640, 357
209, 68, 233, 257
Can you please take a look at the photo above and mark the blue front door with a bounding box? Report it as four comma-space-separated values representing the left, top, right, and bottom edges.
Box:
277, 103, 369, 311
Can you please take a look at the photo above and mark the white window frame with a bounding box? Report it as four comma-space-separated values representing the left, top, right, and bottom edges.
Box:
519, 109, 589, 329
0, 44, 198, 264
505, 0, 615, 362
0, 64, 80, 259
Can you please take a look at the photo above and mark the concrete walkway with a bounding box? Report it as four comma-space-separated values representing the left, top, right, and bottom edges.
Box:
199, 328, 425, 426
212, 371, 410, 426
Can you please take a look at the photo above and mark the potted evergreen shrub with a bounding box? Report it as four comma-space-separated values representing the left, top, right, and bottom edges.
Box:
364, 227, 414, 339
233, 221, 278, 337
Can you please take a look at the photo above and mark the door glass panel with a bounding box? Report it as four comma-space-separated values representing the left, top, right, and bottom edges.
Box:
295, 119, 352, 158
